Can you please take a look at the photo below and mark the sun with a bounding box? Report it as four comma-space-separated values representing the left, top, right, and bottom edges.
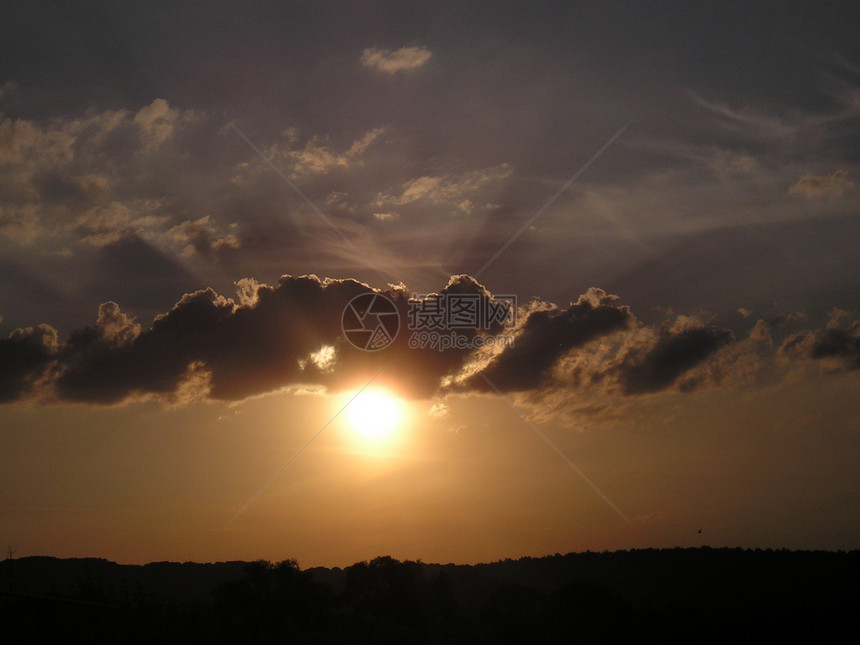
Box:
346, 389, 403, 442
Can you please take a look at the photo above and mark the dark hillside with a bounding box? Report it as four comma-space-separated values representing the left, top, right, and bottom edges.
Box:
1, 548, 857, 643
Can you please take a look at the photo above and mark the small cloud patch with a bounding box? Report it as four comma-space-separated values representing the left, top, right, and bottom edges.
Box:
361, 46, 432, 73
789, 170, 853, 198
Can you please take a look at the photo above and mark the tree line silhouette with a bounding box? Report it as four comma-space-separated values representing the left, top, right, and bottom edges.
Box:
1, 547, 857, 643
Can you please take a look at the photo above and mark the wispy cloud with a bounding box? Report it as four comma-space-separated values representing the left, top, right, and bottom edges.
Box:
0, 98, 206, 251
262, 126, 386, 178
374, 165, 511, 214
789, 170, 854, 198
361, 46, 432, 73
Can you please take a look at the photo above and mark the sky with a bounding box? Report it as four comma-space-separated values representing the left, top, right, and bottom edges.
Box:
1, 1, 858, 567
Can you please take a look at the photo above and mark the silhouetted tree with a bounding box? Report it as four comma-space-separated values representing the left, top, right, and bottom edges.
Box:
480, 581, 544, 644
337, 556, 458, 643
213, 559, 332, 644
540, 581, 636, 643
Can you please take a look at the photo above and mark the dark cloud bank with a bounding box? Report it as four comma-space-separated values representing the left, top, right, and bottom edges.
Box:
0, 274, 856, 406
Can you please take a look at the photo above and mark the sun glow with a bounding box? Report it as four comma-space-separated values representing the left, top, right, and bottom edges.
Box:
346, 389, 403, 442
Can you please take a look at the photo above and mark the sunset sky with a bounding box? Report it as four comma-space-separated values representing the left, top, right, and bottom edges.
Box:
1, 1, 858, 567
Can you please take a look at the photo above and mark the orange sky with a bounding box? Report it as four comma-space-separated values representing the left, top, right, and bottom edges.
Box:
2, 365, 856, 566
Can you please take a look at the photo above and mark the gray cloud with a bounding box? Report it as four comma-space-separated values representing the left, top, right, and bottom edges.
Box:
0, 323, 57, 402
618, 325, 734, 395
0, 274, 496, 404
773, 306, 860, 372
461, 288, 632, 392
5, 273, 853, 409
811, 322, 860, 370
